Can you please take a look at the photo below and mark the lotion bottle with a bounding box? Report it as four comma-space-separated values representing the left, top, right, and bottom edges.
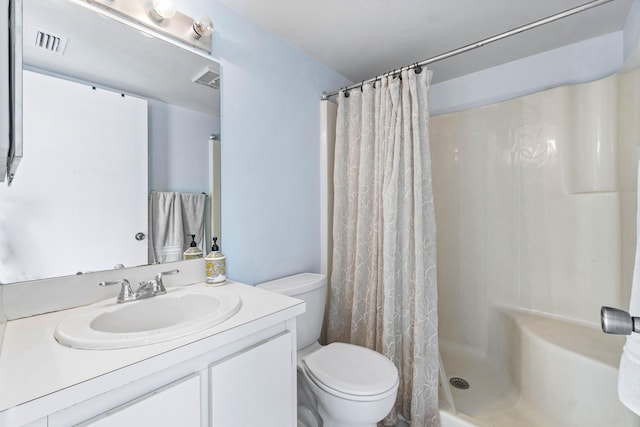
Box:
205, 237, 226, 285
183, 234, 203, 260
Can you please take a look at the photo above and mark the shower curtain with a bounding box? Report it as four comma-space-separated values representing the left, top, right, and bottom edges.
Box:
327, 69, 439, 427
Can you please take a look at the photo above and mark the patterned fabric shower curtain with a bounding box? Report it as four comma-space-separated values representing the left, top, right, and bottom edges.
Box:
327, 69, 439, 427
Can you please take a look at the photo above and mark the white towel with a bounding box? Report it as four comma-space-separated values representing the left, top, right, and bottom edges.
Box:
148, 191, 207, 264
620, 162, 640, 415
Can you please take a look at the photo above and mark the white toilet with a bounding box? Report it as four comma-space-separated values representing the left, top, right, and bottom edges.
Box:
257, 273, 399, 427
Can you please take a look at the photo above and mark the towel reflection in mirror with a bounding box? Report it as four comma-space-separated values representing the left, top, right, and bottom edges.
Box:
148, 191, 206, 264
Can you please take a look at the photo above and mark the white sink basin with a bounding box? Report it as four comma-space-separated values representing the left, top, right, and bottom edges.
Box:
55, 286, 242, 349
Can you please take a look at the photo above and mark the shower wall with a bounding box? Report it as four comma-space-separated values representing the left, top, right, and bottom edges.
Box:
430, 64, 640, 356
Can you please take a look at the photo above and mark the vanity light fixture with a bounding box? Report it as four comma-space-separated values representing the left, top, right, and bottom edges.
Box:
192, 15, 213, 39
150, 0, 177, 21
84, 0, 213, 54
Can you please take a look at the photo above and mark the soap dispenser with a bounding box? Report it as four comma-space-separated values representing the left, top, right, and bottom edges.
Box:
205, 237, 226, 285
183, 234, 203, 260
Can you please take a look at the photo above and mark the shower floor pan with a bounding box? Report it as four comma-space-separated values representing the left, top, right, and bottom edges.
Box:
438, 309, 639, 427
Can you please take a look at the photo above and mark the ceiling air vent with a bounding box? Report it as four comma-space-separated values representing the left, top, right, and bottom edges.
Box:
192, 66, 220, 89
33, 29, 68, 55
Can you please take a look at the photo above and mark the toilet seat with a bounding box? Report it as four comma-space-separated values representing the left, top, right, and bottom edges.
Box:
302, 342, 399, 402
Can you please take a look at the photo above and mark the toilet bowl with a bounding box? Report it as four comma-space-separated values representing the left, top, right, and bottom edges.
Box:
301, 342, 398, 427
257, 273, 399, 427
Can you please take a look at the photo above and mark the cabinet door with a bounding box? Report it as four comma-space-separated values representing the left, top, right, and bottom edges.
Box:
22, 418, 46, 427
210, 332, 293, 427
77, 375, 200, 427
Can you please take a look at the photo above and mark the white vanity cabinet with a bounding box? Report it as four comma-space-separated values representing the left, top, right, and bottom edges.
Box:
0, 282, 304, 427
210, 333, 293, 426
44, 331, 296, 427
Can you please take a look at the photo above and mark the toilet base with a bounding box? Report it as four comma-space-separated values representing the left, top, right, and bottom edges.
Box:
317, 405, 378, 427
298, 404, 320, 427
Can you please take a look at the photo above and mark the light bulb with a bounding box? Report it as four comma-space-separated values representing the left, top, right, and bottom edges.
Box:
151, 0, 176, 21
192, 15, 213, 39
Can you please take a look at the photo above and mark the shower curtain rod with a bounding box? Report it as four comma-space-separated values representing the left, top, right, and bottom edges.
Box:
321, 0, 616, 100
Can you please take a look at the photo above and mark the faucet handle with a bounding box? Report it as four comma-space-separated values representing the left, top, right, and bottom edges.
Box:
153, 269, 180, 293
155, 269, 180, 281
99, 279, 134, 303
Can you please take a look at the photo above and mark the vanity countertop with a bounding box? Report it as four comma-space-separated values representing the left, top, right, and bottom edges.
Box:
0, 281, 304, 417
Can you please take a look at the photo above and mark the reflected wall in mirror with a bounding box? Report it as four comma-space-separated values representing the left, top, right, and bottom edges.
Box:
0, 0, 221, 284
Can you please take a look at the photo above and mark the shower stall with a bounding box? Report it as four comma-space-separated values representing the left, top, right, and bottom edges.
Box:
428, 48, 640, 426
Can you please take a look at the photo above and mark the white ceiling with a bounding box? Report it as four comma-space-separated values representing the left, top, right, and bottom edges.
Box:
219, 0, 634, 84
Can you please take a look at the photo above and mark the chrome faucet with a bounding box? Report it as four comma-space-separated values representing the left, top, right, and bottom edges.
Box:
99, 269, 180, 304
136, 269, 180, 300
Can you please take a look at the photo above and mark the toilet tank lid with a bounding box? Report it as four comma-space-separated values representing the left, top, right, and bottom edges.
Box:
256, 273, 326, 296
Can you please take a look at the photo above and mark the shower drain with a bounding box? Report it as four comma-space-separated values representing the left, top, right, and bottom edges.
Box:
449, 377, 470, 390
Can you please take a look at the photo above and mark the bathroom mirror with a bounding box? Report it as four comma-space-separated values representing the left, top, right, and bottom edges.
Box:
0, 0, 221, 283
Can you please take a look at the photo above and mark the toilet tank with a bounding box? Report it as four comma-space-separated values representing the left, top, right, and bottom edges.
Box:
257, 273, 327, 350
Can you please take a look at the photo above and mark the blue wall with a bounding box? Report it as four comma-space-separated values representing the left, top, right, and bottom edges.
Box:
624, 0, 640, 60
148, 101, 220, 194
180, 1, 351, 284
